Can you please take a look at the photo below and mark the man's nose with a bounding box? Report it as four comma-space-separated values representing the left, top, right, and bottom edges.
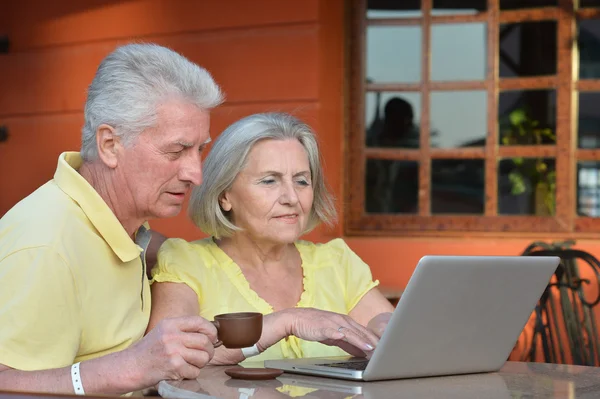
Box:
180, 156, 203, 186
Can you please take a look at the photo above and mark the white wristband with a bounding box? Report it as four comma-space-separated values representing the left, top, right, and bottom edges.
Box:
71, 362, 85, 395
241, 344, 260, 359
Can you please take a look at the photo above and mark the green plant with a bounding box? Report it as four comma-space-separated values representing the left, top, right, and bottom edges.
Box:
501, 109, 557, 216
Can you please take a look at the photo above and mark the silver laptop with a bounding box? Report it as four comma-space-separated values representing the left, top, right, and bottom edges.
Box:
265, 255, 559, 381
277, 371, 511, 399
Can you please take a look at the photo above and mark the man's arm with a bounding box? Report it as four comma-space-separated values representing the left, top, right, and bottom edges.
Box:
0, 351, 139, 395
0, 247, 218, 395
0, 315, 218, 395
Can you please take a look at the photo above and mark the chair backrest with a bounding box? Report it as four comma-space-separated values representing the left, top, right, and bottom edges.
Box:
521, 241, 600, 366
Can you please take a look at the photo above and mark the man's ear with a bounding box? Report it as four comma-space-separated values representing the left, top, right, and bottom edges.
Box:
219, 192, 232, 212
96, 124, 121, 168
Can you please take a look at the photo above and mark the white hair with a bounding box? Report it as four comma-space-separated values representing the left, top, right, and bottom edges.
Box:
81, 43, 223, 161
189, 112, 337, 238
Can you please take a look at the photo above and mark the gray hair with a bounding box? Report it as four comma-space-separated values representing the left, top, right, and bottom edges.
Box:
81, 43, 223, 161
189, 112, 337, 238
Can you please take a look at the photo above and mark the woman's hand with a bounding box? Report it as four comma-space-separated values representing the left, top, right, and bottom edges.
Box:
260, 308, 380, 358
366, 312, 392, 338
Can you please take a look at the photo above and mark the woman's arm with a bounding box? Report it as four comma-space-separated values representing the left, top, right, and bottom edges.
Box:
148, 282, 199, 332
149, 283, 380, 365
349, 288, 395, 337
148, 282, 250, 365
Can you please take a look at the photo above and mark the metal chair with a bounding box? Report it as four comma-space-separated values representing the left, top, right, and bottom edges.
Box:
521, 241, 600, 366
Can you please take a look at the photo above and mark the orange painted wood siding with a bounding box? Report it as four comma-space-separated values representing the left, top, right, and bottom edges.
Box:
0, 0, 323, 241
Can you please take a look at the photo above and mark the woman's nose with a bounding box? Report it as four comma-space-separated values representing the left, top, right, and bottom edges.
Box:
279, 182, 299, 205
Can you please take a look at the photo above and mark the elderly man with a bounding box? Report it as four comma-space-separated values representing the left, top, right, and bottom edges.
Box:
0, 43, 223, 395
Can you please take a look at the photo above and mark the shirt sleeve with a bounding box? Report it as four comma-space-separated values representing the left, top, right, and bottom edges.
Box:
151, 239, 205, 303
329, 239, 380, 312
0, 247, 81, 370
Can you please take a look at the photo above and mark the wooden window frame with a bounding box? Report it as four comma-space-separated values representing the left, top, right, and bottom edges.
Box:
346, 0, 600, 237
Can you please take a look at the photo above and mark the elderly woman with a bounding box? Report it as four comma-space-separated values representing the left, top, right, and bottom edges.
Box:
148, 113, 394, 365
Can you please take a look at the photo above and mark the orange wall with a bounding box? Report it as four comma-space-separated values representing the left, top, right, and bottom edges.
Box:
2, 0, 600, 294
0, 0, 323, 235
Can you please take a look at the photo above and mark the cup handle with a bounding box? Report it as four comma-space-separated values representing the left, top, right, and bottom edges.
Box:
211, 320, 222, 348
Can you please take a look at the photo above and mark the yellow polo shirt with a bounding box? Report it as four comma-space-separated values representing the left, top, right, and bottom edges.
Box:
0, 152, 151, 370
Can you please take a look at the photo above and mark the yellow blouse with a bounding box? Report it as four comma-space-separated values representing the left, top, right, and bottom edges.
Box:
152, 237, 379, 364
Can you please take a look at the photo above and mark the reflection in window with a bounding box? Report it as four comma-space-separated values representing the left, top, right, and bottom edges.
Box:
431, 23, 487, 81
430, 91, 487, 148
365, 160, 419, 214
581, 0, 600, 7
365, 92, 421, 148
578, 162, 600, 217
498, 158, 556, 216
367, 0, 421, 18
578, 92, 600, 149
431, 159, 484, 214
498, 90, 556, 146
432, 0, 486, 15
366, 26, 421, 83
500, 0, 556, 9
579, 20, 600, 79
500, 21, 557, 78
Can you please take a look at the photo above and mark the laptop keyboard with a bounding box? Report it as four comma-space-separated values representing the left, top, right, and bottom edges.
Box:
316, 360, 369, 370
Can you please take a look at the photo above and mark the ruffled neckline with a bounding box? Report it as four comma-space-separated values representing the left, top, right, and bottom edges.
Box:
207, 238, 315, 314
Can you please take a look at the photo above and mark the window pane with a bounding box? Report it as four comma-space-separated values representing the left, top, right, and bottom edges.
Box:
578, 92, 600, 149
579, 19, 600, 79
366, 92, 421, 148
431, 23, 487, 81
365, 160, 419, 213
432, 0, 486, 15
581, 0, 600, 7
367, 0, 421, 18
431, 159, 484, 214
499, 90, 556, 146
366, 26, 421, 83
500, 0, 556, 9
430, 91, 487, 148
498, 158, 556, 215
499, 21, 557, 78
578, 162, 600, 217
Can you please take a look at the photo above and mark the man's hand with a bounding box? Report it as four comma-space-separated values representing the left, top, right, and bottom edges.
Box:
129, 316, 218, 385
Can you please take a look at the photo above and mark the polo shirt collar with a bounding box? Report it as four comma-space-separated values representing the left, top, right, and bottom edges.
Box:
53, 152, 143, 263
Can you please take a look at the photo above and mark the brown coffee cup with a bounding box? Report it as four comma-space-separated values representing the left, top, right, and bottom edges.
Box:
212, 312, 263, 349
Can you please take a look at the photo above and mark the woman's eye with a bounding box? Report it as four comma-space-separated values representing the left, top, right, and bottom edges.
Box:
295, 177, 311, 185
261, 179, 276, 185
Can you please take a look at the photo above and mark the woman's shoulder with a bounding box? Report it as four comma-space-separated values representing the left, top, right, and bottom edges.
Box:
158, 237, 219, 264
159, 236, 213, 252
296, 238, 352, 265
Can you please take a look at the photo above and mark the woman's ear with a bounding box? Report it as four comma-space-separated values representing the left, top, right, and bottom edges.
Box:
219, 193, 232, 212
